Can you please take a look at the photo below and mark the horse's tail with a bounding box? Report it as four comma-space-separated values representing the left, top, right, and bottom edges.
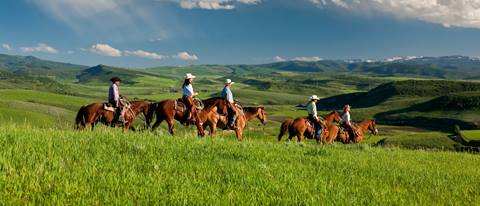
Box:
145, 102, 157, 128
278, 119, 292, 141
75, 105, 87, 130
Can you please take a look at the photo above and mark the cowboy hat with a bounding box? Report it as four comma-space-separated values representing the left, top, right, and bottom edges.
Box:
225, 79, 235, 85
309, 95, 320, 100
184, 73, 196, 79
110, 76, 121, 82
343, 104, 351, 110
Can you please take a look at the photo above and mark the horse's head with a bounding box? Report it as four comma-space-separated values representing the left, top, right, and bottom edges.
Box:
324, 110, 342, 123
368, 119, 379, 135
257, 106, 267, 125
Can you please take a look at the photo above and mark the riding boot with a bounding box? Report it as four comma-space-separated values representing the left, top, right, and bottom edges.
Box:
184, 110, 191, 126
228, 114, 237, 129
315, 126, 322, 140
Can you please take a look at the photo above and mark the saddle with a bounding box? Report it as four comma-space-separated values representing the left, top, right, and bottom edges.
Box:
174, 100, 187, 113
176, 98, 204, 111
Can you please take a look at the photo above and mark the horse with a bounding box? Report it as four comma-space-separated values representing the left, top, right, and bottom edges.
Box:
148, 97, 227, 137
326, 119, 379, 144
280, 117, 329, 143
202, 106, 267, 141
243, 106, 267, 125
351, 119, 379, 143
75, 100, 152, 131
278, 111, 340, 142
75, 102, 112, 130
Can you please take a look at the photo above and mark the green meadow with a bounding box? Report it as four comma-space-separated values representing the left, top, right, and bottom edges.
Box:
0, 126, 478, 205
0, 54, 479, 204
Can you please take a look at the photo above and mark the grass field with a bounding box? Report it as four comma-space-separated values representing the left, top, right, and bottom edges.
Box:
463, 130, 480, 140
1, 56, 480, 204
0, 125, 478, 205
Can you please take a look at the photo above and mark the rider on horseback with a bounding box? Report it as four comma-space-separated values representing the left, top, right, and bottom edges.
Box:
182, 73, 198, 125
221, 79, 238, 129
341, 104, 358, 140
108, 77, 126, 124
306, 95, 323, 139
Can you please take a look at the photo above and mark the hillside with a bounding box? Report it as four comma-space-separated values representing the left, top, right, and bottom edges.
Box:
0, 126, 478, 205
76, 64, 160, 85
318, 80, 480, 109
0, 54, 87, 80
316, 80, 480, 130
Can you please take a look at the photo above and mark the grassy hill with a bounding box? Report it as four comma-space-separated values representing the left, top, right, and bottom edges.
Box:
76, 64, 162, 85
0, 54, 87, 80
0, 126, 478, 205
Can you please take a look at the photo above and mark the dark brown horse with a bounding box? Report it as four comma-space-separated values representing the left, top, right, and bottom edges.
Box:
75, 100, 152, 131
202, 106, 267, 141
280, 117, 329, 143
148, 97, 227, 136
278, 111, 340, 142
75, 102, 112, 130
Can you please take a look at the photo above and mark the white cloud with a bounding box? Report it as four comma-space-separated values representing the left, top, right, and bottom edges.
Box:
67, 50, 75, 54
21, 43, 59, 54
292, 56, 323, 62
273, 56, 286, 62
309, 0, 480, 29
176, 52, 199, 61
2, 44, 12, 50
90, 43, 122, 57
179, 0, 261, 10
124, 50, 165, 60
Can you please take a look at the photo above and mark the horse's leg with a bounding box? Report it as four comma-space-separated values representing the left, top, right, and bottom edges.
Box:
151, 116, 164, 132
235, 129, 243, 141
167, 118, 176, 135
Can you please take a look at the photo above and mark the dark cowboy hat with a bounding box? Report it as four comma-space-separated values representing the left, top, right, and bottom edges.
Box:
110, 77, 121, 82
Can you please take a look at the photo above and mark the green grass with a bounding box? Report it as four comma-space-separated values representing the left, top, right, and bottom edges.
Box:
462, 130, 480, 141
0, 89, 93, 111
0, 125, 478, 205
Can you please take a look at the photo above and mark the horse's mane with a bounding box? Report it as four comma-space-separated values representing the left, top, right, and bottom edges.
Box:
243, 106, 263, 113
203, 97, 224, 104
323, 110, 339, 118
201, 97, 225, 110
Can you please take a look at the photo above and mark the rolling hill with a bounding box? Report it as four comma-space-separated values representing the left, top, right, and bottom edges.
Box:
0, 54, 87, 80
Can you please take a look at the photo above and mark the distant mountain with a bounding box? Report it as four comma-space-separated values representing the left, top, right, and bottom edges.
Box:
255, 55, 480, 79
76, 64, 159, 84
0, 54, 87, 80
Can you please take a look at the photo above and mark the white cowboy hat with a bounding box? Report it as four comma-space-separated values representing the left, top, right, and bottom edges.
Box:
184, 73, 196, 79
309, 95, 320, 100
225, 79, 235, 85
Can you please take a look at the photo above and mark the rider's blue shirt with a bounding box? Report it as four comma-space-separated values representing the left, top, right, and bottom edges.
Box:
221, 86, 234, 103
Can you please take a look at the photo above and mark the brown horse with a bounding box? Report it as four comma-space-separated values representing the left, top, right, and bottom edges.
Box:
280, 117, 329, 143
278, 111, 340, 142
326, 119, 379, 144
75, 100, 152, 131
202, 106, 267, 141
243, 106, 267, 125
148, 97, 227, 136
351, 119, 378, 143
75, 102, 112, 130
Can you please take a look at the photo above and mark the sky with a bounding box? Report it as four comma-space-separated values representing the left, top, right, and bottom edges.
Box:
0, 0, 480, 68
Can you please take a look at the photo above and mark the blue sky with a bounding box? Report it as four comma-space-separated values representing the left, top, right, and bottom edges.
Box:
0, 0, 480, 68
